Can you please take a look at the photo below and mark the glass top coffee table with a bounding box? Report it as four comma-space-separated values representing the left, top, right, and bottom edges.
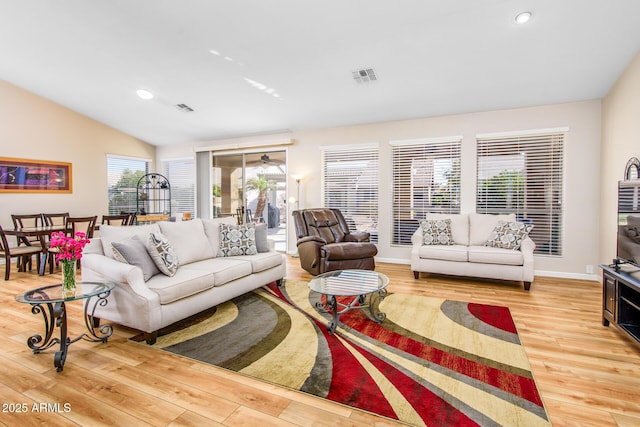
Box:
15, 282, 115, 372
308, 269, 389, 334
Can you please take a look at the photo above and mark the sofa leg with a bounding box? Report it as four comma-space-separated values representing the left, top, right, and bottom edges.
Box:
144, 331, 158, 345
524, 281, 531, 291
413, 271, 420, 280
276, 278, 284, 287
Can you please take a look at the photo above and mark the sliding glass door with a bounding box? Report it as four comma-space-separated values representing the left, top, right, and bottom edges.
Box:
211, 150, 287, 251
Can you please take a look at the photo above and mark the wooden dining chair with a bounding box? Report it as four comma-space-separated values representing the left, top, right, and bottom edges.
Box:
43, 212, 70, 227
11, 213, 44, 271
102, 214, 130, 226
0, 225, 42, 280
120, 211, 137, 225
47, 216, 97, 273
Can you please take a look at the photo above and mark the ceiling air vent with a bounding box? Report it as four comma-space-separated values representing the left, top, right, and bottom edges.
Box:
352, 68, 377, 84
176, 103, 194, 112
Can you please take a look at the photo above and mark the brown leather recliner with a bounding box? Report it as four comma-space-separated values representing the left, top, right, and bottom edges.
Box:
292, 208, 378, 276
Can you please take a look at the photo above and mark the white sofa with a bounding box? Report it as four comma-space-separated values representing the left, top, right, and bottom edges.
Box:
82, 217, 286, 343
411, 213, 535, 290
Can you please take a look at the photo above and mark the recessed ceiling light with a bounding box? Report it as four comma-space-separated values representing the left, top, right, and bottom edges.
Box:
136, 89, 154, 100
515, 11, 532, 24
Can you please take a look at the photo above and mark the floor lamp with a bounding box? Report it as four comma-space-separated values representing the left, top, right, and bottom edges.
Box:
289, 175, 302, 257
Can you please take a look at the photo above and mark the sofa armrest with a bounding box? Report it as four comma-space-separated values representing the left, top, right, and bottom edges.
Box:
520, 237, 536, 283
411, 227, 423, 246
82, 253, 159, 302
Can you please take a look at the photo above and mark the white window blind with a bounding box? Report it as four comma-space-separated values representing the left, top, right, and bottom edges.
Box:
321, 144, 379, 243
162, 158, 196, 217
107, 155, 149, 215
476, 130, 565, 256
391, 138, 461, 245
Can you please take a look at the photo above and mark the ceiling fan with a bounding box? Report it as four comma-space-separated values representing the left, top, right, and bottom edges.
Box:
259, 153, 284, 166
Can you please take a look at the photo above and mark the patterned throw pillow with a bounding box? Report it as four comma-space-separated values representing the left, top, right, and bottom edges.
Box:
146, 232, 179, 276
419, 219, 454, 245
485, 221, 534, 250
219, 223, 258, 256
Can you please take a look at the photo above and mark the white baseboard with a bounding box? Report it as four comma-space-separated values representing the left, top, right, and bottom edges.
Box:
374, 257, 600, 282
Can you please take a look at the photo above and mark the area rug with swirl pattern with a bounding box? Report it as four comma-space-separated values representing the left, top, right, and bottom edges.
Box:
138, 280, 550, 426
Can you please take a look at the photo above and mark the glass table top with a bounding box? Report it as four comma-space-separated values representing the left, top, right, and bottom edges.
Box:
15, 282, 115, 304
308, 269, 389, 296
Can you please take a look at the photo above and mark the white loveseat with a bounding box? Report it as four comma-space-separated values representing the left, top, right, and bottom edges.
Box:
411, 213, 535, 290
82, 217, 286, 343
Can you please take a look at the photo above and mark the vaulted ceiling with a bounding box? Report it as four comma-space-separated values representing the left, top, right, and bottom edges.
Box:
1, 1, 639, 146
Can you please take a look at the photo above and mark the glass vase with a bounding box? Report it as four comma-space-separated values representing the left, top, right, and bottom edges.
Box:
61, 259, 77, 297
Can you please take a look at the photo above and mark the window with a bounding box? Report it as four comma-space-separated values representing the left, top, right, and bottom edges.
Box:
391, 137, 461, 245
107, 155, 150, 215
476, 129, 565, 256
321, 144, 379, 243
162, 158, 196, 217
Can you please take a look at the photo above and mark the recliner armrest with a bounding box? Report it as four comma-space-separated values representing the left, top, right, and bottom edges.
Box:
344, 232, 370, 242
297, 235, 327, 246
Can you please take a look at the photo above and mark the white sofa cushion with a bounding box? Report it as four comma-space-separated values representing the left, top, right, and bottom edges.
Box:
468, 213, 516, 246
427, 213, 469, 246
233, 252, 284, 273
99, 223, 160, 259
467, 245, 524, 266
418, 244, 468, 262
158, 219, 216, 265
202, 217, 237, 256
183, 258, 253, 287
145, 268, 214, 304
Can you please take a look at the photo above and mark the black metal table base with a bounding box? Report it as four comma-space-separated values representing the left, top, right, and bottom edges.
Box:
26, 292, 113, 372
316, 289, 388, 334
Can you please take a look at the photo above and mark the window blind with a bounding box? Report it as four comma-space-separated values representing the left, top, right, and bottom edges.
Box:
476, 131, 565, 256
321, 144, 379, 243
107, 155, 150, 215
391, 138, 461, 245
162, 158, 196, 218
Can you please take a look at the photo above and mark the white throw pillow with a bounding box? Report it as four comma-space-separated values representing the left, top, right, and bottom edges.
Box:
158, 218, 215, 265
146, 232, 178, 276
426, 213, 469, 246
469, 213, 516, 246
219, 223, 257, 256
99, 223, 160, 259
485, 221, 534, 250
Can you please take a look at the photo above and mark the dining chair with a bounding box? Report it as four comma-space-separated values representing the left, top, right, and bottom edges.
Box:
0, 225, 42, 280
101, 214, 130, 226
10, 213, 44, 271
47, 216, 98, 273
11, 214, 44, 246
119, 211, 137, 225
43, 212, 70, 227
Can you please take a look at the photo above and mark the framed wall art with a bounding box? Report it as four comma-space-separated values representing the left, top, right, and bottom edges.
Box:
0, 157, 72, 193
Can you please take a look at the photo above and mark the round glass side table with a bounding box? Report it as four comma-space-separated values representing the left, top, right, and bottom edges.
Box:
15, 281, 115, 372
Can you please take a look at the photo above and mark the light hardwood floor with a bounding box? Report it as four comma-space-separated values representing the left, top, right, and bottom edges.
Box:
1, 257, 639, 426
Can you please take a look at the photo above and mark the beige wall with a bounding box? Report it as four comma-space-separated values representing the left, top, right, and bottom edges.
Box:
0, 80, 155, 231
159, 100, 603, 279
601, 51, 640, 265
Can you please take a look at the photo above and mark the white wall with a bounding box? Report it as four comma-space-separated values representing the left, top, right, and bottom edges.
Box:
158, 100, 602, 279
601, 51, 640, 266
0, 80, 156, 231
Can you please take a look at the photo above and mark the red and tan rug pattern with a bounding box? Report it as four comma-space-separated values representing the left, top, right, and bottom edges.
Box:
146, 281, 550, 426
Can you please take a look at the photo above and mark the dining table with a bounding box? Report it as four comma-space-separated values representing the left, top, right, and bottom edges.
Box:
3, 225, 69, 276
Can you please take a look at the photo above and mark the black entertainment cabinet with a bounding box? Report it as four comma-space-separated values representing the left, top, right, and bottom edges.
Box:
601, 264, 640, 348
